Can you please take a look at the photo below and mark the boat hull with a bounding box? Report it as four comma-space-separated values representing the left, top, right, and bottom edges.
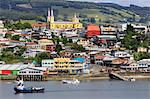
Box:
14, 87, 44, 93
62, 79, 80, 84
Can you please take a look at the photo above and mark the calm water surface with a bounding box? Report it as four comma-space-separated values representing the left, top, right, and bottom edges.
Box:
0, 80, 150, 99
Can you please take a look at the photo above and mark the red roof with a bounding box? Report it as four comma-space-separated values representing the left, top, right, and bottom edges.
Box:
20, 34, 28, 36
87, 24, 100, 31
21, 46, 27, 49
32, 23, 48, 27
95, 56, 105, 59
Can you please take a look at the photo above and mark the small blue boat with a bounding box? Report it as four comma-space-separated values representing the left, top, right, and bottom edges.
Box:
14, 78, 44, 93
14, 87, 45, 93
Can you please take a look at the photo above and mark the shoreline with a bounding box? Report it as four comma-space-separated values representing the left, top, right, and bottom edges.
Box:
1, 75, 150, 81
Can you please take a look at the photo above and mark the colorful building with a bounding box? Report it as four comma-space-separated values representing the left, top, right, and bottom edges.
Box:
45, 44, 55, 52
32, 23, 48, 30
86, 24, 100, 38
47, 8, 82, 30
38, 39, 54, 46
42, 59, 55, 70
54, 58, 70, 73
38, 39, 55, 52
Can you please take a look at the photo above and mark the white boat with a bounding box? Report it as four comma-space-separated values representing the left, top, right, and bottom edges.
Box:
128, 77, 136, 82
62, 79, 80, 84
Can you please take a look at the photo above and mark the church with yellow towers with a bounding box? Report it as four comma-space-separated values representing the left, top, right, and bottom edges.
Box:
47, 8, 83, 30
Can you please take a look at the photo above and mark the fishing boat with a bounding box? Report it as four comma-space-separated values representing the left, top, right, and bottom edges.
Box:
14, 78, 44, 93
14, 86, 44, 93
62, 78, 80, 84
128, 77, 136, 82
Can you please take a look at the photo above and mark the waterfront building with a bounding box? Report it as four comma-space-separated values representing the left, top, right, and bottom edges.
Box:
42, 59, 55, 70
18, 67, 48, 81
54, 58, 70, 74
0, 65, 11, 75
120, 61, 139, 72
43, 57, 89, 74
69, 60, 84, 74
47, 8, 82, 30
0, 64, 30, 75
72, 57, 89, 73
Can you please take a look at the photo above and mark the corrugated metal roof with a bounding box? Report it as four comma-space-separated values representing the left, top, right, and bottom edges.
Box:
72, 58, 86, 62
0, 64, 31, 70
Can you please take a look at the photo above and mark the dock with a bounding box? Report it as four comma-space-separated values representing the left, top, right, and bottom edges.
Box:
109, 72, 128, 81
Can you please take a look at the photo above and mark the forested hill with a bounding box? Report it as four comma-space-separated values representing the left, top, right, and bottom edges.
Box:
0, 0, 150, 23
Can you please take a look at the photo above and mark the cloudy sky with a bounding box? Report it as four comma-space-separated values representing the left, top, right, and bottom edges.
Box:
71, 0, 150, 7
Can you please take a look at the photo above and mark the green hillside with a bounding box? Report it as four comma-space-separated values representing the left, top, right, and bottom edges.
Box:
0, 0, 149, 24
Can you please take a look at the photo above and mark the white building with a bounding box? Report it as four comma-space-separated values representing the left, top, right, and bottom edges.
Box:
22, 49, 46, 58
100, 25, 117, 35
42, 59, 55, 70
18, 67, 48, 76
121, 61, 150, 72
114, 51, 131, 58
73, 52, 87, 57
122, 23, 148, 34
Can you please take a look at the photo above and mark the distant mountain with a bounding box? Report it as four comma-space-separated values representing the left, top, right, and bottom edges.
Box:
0, 0, 149, 23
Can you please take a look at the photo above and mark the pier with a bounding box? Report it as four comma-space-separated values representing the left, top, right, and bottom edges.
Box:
17, 75, 47, 81
109, 72, 128, 81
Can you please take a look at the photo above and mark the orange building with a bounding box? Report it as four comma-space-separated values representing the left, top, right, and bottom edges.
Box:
86, 24, 100, 38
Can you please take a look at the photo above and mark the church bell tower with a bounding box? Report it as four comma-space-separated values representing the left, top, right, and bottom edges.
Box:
47, 8, 54, 23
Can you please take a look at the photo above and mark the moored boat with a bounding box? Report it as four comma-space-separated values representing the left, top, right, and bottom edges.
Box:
14, 77, 44, 93
128, 77, 136, 82
62, 79, 80, 84
14, 87, 44, 93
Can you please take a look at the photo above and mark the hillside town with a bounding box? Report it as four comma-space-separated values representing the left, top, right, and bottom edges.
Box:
0, 8, 150, 81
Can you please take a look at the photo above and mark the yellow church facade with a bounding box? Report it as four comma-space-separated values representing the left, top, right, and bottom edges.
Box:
47, 8, 83, 30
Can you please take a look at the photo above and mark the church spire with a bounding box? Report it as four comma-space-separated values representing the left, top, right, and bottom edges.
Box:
51, 8, 54, 17
74, 13, 77, 18
72, 13, 79, 23
48, 8, 50, 17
